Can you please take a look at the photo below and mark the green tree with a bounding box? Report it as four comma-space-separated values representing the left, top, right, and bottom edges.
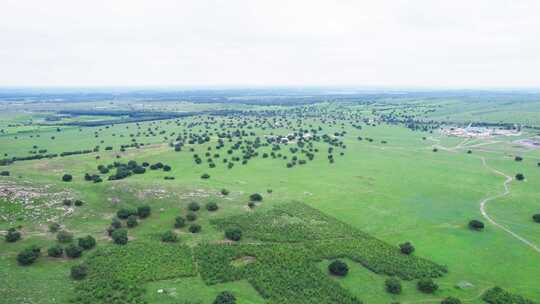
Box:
328, 260, 348, 276
112, 228, 128, 245
213, 291, 236, 304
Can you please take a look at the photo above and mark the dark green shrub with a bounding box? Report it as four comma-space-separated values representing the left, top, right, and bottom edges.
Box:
399, 242, 414, 255
111, 218, 122, 229
57, 230, 74, 243
117, 208, 136, 219
137, 205, 151, 218
188, 202, 200, 211
441, 297, 461, 304
533, 214, 540, 223
213, 291, 236, 304
385, 277, 402, 294
112, 228, 128, 245
161, 231, 178, 243
247, 201, 255, 208
62, 174, 73, 182
186, 212, 197, 221
328, 260, 348, 276
206, 202, 219, 211
126, 215, 138, 228
5, 228, 21, 243
469, 220, 484, 230
515, 173, 525, 181
221, 189, 230, 196
225, 227, 242, 241
71, 264, 88, 280
189, 224, 202, 233
74, 200, 84, 206
78, 235, 96, 250
201, 173, 210, 179
17, 245, 41, 265
47, 245, 63, 257
249, 193, 263, 202
48, 222, 61, 233
174, 216, 186, 228
65, 244, 83, 258
417, 278, 438, 293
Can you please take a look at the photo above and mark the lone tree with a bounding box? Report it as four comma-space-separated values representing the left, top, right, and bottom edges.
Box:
174, 216, 186, 228
533, 214, 540, 223
71, 264, 88, 280
515, 173, 525, 181
328, 260, 349, 276
385, 277, 402, 294
137, 205, 151, 218
417, 278, 438, 293
225, 227, 242, 241
5, 228, 21, 243
17, 245, 41, 266
78, 235, 96, 250
249, 193, 263, 202
65, 244, 83, 258
469, 219, 485, 231
57, 230, 74, 243
213, 291, 236, 304
186, 212, 197, 221
188, 202, 201, 211
112, 228, 128, 245
62, 174, 73, 182
161, 230, 178, 243
399, 242, 415, 255
206, 202, 219, 211
126, 215, 138, 228
47, 245, 64, 258
189, 224, 202, 233
441, 297, 462, 304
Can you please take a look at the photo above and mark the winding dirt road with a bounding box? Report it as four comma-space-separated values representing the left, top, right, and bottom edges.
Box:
479, 157, 540, 254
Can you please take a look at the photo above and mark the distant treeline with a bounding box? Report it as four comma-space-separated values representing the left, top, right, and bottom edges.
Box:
57, 109, 242, 126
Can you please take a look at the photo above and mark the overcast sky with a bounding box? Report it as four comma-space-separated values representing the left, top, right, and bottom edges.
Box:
1, 0, 539, 87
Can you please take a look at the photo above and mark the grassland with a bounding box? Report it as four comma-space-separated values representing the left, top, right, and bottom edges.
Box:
1, 95, 539, 304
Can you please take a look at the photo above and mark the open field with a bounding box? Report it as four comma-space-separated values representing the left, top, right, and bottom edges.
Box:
1, 90, 539, 304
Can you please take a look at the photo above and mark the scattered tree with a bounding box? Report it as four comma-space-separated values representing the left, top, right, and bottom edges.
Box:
328, 260, 349, 276
213, 291, 236, 304
385, 277, 402, 294
17, 245, 41, 265
206, 202, 219, 211
225, 227, 242, 241
137, 205, 151, 218
417, 278, 438, 293
65, 244, 83, 258
188, 202, 200, 211
469, 220, 484, 231
189, 224, 202, 233
78, 235, 96, 250
161, 230, 178, 243
174, 216, 186, 228
5, 228, 21, 243
249, 193, 263, 202
71, 264, 88, 280
47, 245, 64, 258
62, 174, 73, 182
126, 215, 138, 228
441, 297, 461, 304
515, 173, 525, 181
112, 228, 128, 245
57, 230, 74, 243
399, 242, 415, 255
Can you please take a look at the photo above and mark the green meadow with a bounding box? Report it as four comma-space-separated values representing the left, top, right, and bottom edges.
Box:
1, 99, 539, 304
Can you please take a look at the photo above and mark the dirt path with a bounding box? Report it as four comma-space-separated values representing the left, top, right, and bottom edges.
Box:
479, 157, 540, 254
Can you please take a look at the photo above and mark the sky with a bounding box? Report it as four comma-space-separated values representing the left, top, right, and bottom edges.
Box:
1, 0, 539, 88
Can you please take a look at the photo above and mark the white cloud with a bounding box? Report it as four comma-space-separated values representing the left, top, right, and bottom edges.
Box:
0, 0, 539, 87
